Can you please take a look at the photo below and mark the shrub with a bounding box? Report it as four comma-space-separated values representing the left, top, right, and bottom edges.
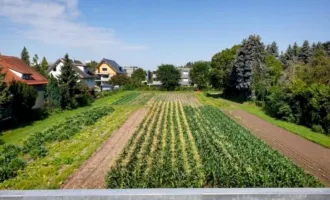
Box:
8, 80, 37, 121
311, 125, 325, 134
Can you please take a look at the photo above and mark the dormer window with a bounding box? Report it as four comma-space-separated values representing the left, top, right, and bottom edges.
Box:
22, 74, 32, 80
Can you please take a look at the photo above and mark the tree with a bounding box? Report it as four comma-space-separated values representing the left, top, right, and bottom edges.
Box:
0, 57, 12, 122
156, 64, 181, 91
131, 68, 146, 84
184, 62, 193, 68
85, 61, 98, 71
265, 55, 283, 86
8, 80, 37, 121
45, 75, 61, 109
32, 54, 41, 73
292, 42, 300, 58
20, 47, 30, 66
210, 45, 239, 89
111, 74, 131, 86
285, 44, 294, 61
298, 40, 312, 64
266, 41, 279, 57
231, 35, 266, 100
58, 53, 79, 109
323, 41, 330, 57
40, 57, 48, 76
190, 61, 210, 90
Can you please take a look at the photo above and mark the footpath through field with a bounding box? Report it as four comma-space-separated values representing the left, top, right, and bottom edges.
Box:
230, 109, 330, 186
61, 100, 152, 189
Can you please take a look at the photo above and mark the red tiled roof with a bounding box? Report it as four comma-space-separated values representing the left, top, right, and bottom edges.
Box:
0, 55, 48, 85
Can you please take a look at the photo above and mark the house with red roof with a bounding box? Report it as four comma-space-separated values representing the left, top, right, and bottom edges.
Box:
0, 55, 48, 108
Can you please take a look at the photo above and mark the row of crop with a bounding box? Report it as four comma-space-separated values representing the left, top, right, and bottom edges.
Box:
106, 100, 203, 188
111, 92, 140, 105
0, 106, 114, 183
184, 105, 322, 187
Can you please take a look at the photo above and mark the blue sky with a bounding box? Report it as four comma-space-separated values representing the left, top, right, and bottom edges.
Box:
0, 0, 329, 70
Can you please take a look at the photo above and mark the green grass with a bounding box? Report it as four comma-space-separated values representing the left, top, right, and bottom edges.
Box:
196, 92, 330, 149
1, 91, 133, 144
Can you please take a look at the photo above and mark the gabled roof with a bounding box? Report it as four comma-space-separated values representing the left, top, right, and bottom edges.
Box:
0, 55, 48, 85
47, 58, 96, 79
99, 58, 126, 74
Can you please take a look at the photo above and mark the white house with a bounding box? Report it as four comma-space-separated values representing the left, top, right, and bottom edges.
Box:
47, 58, 96, 90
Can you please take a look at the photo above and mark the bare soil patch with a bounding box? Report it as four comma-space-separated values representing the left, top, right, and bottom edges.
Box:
229, 109, 330, 186
61, 102, 152, 189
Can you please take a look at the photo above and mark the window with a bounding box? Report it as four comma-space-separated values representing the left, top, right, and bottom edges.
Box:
53, 67, 56, 71
102, 75, 109, 78
102, 68, 107, 71
183, 72, 189, 75
22, 74, 32, 80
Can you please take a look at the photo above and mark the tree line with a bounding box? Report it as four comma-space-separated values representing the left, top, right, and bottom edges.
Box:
187, 35, 330, 135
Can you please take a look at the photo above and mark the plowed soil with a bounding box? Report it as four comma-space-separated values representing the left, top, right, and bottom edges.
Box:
61, 103, 152, 189
229, 109, 330, 186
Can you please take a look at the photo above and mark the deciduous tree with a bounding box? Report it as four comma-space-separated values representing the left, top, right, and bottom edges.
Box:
190, 61, 210, 89
131, 68, 146, 83
110, 74, 131, 86
210, 45, 239, 89
156, 64, 181, 91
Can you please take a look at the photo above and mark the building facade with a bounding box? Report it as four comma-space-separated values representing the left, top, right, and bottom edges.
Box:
47, 58, 96, 90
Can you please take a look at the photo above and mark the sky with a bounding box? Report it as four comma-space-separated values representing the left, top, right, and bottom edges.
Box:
0, 0, 329, 70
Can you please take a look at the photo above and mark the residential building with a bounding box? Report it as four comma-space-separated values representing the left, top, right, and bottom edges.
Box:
95, 58, 126, 89
0, 55, 48, 108
123, 66, 138, 77
47, 58, 96, 90
178, 67, 191, 86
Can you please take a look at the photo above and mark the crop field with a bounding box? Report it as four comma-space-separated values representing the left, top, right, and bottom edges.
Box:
106, 93, 322, 188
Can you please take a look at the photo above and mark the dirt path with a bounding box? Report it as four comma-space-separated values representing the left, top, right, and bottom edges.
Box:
61, 103, 152, 189
229, 109, 330, 186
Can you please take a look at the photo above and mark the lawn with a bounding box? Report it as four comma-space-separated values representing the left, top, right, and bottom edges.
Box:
1, 91, 131, 144
195, 92, 330, 149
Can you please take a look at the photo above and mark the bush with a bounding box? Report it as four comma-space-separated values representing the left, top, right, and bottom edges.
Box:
264, 82, 330, 134
8, 80, 37, 121
311, 125, 325, 134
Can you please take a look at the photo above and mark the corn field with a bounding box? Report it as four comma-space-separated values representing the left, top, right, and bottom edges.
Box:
106, 93, 322, 188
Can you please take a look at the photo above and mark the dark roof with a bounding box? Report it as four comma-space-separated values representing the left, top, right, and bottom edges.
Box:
47, 58, 96, 79
100, 58, 126, 74
0, 55, 48, 85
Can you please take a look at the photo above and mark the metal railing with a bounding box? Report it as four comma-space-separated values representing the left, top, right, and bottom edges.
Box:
1, 188, 330, 200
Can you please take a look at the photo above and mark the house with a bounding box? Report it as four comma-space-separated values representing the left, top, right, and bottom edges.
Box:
0, 55, 48, 108
95, 58, 126, 90
178, 67, 191, 86
123, 66, 138, 77
47, 58, 96, 90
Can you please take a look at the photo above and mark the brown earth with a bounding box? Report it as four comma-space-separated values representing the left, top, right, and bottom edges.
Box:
61, 102, 152, 189
229, 109, 330, 186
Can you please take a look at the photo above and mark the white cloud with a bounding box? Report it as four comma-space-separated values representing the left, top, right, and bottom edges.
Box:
0, 0, 146, 49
